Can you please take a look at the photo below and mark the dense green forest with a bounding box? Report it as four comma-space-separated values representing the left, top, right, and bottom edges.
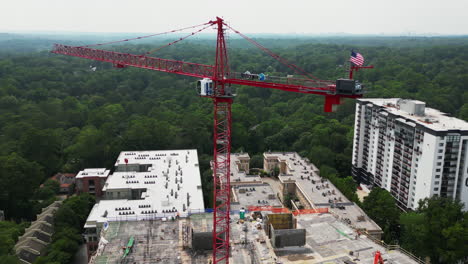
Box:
0, 34, 467, 263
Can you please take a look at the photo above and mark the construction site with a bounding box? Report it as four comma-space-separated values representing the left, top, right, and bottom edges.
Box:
82, 150, 422, 264
50, 18, 425, 264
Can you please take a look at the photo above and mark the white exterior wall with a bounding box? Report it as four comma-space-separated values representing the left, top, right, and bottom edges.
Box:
352, 99, 468, 211
369, 116, 380, 178
459, 138, 468, 207
452, 136, 467, 200
410, 133, 437, 209
352, 104, 366, 167
384, 132, 395, 190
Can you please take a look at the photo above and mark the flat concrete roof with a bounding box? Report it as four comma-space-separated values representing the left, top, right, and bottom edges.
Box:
76, 168, 110, 179
89, 212, 418, 264
359, 98, 468, 132
285, 214, 417, 264
85, 150, 204, 227
231, 183, 282, 211
92, 220, 186, 264
230, 153, 262, 184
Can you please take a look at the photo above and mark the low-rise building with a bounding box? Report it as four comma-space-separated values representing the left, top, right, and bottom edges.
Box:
14, 201, 62, 264
230, 153, 262, 184
83, 149, 205, 259
263, 152, 383, 239
76, 168, 110, 198
49, 172, 76, 194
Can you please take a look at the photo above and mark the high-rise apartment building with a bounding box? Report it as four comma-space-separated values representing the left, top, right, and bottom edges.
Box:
352, 98, 468, 210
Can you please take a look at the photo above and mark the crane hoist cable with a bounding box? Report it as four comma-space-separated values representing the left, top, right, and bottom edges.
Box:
223, 22, 330, 83
140, 23, 214, 56
78, 21, 213, 48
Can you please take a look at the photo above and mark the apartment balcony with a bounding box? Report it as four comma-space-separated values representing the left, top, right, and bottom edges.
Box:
402, 160, 412, 168
399, 188, 409, 197
401, 173, 410, 180
375, 175, 383, 182
393, 157, 401, 164
402, 166, 411, 173
399, 196, 408, 204
391, 173, 400, 180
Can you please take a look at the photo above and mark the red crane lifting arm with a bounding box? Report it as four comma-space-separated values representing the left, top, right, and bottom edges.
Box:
52, 44, 215, 78
51, 44, 360, 111
51, 17, 372, 264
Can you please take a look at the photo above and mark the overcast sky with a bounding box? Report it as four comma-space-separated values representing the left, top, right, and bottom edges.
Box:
2, 0, 468, 35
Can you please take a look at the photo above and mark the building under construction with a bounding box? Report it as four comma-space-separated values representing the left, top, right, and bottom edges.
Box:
83, 150, 422, 264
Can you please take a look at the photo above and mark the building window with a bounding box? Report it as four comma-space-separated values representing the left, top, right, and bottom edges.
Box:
437, 162, 442, 166
438, 149, 443, 153
439, 143, 444, 146
434, 188, 439, 191
435, 175, 440, 179
435, 181, 440, 185
447, 135, 460, 142
436, 169, 441, 172
438, 156, 443, 160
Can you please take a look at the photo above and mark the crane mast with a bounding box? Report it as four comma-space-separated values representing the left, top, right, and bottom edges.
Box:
211, 17, 232, 263
51, 17, 372, 264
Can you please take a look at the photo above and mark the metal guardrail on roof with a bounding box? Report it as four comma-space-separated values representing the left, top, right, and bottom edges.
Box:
364, 231, 426, 264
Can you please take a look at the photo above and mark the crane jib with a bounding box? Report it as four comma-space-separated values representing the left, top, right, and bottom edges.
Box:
52, 44, 215, 79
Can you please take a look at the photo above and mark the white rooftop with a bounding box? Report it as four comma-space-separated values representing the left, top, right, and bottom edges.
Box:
230, 153, 262, 184
85, 149, 205, 226
76, 168, 110, 179
359, 98, 468, 131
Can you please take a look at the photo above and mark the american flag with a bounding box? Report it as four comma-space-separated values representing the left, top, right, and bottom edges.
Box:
350, 51, 364, 66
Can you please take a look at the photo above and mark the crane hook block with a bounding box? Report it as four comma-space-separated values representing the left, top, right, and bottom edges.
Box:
197, 78, 213, 96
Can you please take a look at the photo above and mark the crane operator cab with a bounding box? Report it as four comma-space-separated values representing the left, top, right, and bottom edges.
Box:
197, 78, 213, 96
335, 78, 364, 95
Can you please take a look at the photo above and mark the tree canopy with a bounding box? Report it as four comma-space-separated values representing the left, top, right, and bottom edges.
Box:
0, 35, 467, 262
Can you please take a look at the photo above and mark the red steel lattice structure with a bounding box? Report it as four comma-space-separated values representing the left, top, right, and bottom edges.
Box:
51, 17, 371, 263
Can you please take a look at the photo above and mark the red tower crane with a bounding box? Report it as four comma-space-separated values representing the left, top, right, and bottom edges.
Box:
51, 17, 372, 263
